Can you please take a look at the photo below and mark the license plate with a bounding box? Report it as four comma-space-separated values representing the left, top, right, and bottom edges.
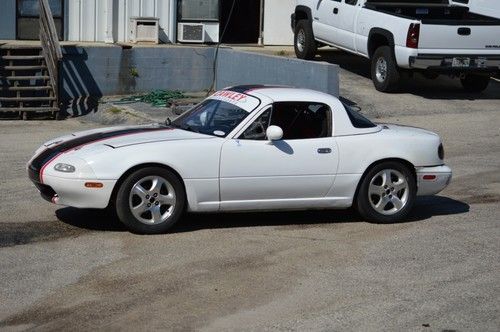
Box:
452, 57, 470, 67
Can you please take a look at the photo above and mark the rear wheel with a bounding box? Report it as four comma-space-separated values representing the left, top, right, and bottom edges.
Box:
371, 46, 401, 92
355, 161, 416, 223
115, 167, 185, 234
460, 74, 490, 93
294, 20, 317, 60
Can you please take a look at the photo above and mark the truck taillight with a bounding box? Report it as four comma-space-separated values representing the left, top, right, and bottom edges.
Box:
406, 23, 420, 48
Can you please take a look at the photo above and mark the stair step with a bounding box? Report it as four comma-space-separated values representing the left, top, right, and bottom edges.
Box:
0, 107, 58, 112
4, 75, 50, 80
1, 86, 53, 91
0, 96, 56, 101
2, 65, 47, 70
2, 55, 45, 60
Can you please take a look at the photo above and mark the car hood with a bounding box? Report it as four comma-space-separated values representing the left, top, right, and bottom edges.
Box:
42, 124, 213, 151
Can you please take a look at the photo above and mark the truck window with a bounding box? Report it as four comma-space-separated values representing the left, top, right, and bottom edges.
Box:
345, 0, 358, 5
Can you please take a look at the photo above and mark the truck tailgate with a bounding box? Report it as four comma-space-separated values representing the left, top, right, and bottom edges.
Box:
419, 24, 500, 50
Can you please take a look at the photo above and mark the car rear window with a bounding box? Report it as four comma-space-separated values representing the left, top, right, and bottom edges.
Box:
342, 102, 377, 128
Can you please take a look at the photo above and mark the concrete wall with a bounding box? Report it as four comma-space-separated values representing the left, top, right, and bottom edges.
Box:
60, 46, 339, 114
216, 49, 339, 97
0, 0, 16, 40
263, 0, 294, 46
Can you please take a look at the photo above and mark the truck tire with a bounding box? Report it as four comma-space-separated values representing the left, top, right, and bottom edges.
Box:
371, 46, 401, 92
294, 20, 317, 60
460, 74, 490, 93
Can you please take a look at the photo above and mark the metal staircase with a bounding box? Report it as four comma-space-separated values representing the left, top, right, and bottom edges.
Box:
0, 0, 62, 120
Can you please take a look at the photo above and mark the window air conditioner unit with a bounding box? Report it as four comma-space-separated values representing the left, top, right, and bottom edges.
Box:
129, 17, 159, 43
178, 23, 205, 43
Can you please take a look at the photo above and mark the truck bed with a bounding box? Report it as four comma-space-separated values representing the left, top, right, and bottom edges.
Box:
364, 1, 500, 25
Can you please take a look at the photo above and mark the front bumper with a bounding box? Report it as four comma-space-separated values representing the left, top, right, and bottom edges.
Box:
409, 54, 500, 73
416, 165, 452, 196
28, 152, 116, 209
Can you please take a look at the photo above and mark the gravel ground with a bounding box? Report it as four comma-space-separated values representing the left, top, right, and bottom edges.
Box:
0, 47, 499, 331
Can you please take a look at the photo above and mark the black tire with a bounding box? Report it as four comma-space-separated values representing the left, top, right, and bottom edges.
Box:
355, 161, 416, 223
371, 46, 401, 92
460, 74, 490, 93
294, 20, 317, 60
115, 167, 185, 234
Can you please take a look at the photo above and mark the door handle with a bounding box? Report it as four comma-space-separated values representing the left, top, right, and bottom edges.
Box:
333, 8, 339, 14
317, 148, 332, 154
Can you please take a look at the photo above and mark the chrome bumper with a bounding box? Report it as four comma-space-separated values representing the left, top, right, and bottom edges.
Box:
409, 55, 500, 72
416, 165, 452, 196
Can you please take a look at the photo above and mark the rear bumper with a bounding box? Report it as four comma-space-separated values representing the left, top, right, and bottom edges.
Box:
409, 54, 500, 73
416, 165, 452, 196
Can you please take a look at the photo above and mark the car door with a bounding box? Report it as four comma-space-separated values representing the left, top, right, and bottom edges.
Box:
219, 102, 339, 211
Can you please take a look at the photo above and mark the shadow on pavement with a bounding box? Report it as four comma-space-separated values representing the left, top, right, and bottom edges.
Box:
54, 195, 469, 233
316, 49, 500, 100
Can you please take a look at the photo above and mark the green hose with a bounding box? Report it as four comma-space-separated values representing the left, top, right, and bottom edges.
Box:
111, 90, 186, 108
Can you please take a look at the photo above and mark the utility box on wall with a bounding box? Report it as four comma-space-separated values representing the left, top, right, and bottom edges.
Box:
129, 17, 160, 43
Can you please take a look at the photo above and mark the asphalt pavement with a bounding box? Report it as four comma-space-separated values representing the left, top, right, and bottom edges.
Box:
0, 47, 499, 331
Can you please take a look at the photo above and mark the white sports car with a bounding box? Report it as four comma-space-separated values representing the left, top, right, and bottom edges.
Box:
28, 86, 452, 234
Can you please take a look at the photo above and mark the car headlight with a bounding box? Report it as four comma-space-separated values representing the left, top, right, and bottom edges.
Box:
54, 163, 76, 173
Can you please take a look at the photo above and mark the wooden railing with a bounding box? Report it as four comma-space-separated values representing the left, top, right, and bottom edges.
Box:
39, 0, 62, 103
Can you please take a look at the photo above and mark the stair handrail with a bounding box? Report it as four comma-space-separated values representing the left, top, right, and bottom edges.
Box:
39, 0, 62, 104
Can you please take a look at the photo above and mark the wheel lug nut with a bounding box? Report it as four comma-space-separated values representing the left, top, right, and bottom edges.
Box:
153, 193, 158, 197
146, 195, 150, 199
147, 203, 151, 207
155, 201, 159, 205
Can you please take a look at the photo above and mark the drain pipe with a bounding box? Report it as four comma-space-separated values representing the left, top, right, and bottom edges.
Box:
169, 0, 177, 43
258, 0, 264, 45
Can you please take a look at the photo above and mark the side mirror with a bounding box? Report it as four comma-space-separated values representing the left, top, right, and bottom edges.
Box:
266, 125, 283, 141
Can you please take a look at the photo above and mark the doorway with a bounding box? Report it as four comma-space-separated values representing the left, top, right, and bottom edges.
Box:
220, 0, 260, 44
16, 0, 64, 40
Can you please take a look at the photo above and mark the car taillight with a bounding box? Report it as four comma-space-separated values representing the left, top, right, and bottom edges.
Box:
406, 23, 420, 48
438, 143, 444, 160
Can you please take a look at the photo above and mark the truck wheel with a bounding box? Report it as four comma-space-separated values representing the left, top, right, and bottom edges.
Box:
460, 74, 490, 93
371, 46, 401, 92
355, 161, 416, 223
115, 167, 185, 234
294, 20, 317, 60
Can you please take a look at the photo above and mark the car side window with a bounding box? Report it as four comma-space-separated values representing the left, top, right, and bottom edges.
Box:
240, 108, 272, 140
271, 102, 331, 140
344, 0, 357, 5
240, 102, 331, 140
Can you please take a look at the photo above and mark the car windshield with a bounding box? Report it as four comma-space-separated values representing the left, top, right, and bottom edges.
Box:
171, 99, 251, 137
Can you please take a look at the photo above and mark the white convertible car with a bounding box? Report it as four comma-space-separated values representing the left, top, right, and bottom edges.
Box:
28, 86, 452, 233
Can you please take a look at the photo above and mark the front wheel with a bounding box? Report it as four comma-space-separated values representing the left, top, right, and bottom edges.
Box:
355, 162, 416, 223
115, 167, 185, 234
460, 74, 490, 93
294, 20, 317, 60
371, 46, 401, 92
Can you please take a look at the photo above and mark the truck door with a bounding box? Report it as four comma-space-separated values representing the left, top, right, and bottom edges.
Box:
313, 0, 338, 42
332, 0, 360, 51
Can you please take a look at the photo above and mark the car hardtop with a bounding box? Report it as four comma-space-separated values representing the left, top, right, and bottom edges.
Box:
222, 85, 381, 137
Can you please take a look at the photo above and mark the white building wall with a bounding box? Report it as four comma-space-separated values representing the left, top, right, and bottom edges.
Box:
67, 0, 173, 43
263, 0, 294, 46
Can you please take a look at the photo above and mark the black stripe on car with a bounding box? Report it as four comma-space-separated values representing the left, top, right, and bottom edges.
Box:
28, 127, 167, 183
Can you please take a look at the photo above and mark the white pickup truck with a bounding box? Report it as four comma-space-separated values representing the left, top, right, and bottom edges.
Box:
291, 0, 500, 92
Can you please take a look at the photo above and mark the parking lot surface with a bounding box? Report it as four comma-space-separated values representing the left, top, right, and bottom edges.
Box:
0, 48, 499, 331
